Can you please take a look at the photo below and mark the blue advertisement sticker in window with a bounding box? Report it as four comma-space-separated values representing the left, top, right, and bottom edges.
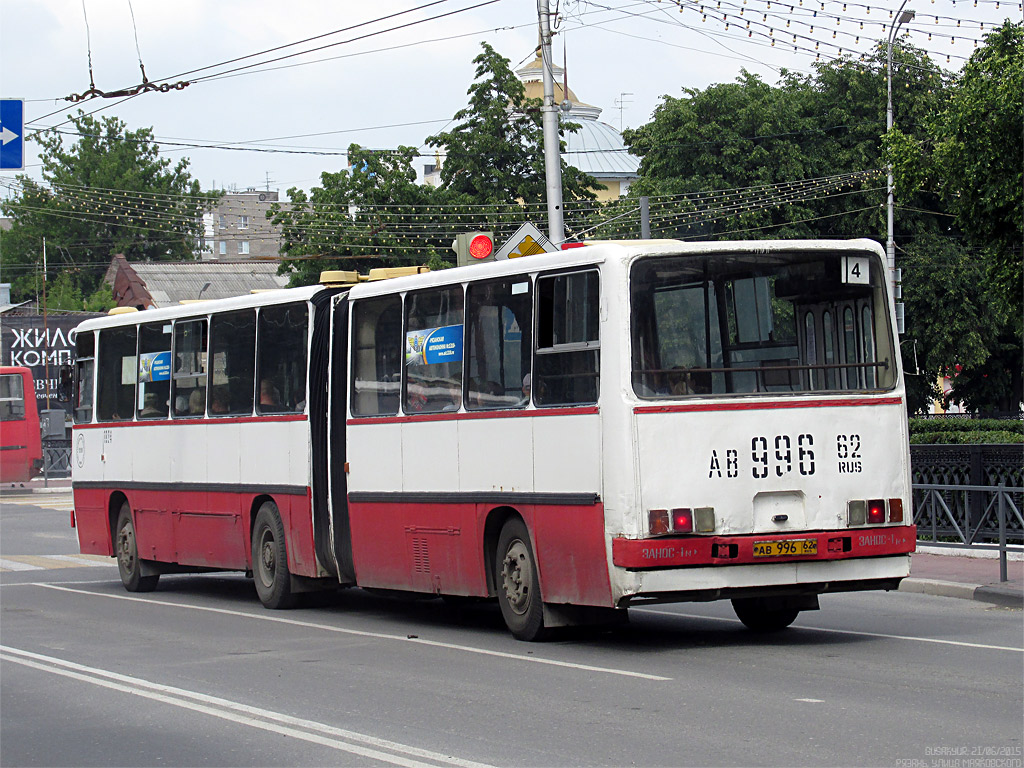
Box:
406, 325, 463, 366
139, 351, 171, 382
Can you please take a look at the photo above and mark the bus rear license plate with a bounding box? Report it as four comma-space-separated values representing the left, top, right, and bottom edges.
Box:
753, 539, 817, 557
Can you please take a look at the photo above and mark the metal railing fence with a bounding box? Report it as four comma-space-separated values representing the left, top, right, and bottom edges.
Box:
913, 482, 1022, 582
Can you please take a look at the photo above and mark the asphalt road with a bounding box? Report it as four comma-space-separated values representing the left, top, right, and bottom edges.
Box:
2, 493, 1022, 768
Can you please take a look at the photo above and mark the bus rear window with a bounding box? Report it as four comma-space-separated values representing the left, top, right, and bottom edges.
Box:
0, 374, 26, 421
630, 250, 895, 398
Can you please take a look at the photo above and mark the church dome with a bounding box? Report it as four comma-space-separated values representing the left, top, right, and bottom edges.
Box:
516, 50, 639, 195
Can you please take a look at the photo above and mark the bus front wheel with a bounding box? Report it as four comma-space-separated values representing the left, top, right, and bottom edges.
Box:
495, 518, 547, 641
252, 501, 297, 609
115, 504, 159, 592
731, 597, 800, 632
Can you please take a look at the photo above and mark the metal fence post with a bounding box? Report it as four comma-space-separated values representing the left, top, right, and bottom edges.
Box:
997, 482, 1007, 583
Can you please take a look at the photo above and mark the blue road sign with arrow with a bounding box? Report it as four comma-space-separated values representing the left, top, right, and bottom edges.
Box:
1, 99, 25, 171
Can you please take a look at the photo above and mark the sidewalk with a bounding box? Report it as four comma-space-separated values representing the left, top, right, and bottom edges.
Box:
903, 546, 1024, 608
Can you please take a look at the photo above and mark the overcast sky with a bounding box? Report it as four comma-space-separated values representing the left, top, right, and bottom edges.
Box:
0, 0, 1017, 196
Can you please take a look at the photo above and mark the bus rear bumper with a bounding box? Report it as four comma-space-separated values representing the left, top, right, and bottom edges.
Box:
617, 553, 910, 607
612, 525, 916, 569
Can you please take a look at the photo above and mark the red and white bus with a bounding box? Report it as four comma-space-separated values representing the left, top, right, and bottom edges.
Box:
1, 366, 43, 483
72, 239, 915, 639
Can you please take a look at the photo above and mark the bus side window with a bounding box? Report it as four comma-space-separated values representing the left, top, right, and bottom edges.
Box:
404, 286, 464, 414
534, 270, 600, 406
97, 325, 138, 422
351, 295, 402, 417
172, 319, 208, 417
466, 278, 532, 410
74, 331, 95, 424
137, 322, 172, 419
257, 303, 309, 414
209, 310, 256, 416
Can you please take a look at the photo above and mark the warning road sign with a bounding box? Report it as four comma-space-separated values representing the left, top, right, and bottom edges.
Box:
494, 222, 558, 261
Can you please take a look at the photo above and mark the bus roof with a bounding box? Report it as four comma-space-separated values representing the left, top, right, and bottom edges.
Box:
73, 238, 885, 333
73, 284, 327, 333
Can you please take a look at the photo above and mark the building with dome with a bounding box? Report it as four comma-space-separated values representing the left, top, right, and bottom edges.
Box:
424, 48, 640, 202
515, 50, 640, 201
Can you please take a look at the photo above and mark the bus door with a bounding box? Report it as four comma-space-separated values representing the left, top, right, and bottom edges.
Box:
309, 290, 355, 584
797, 299, 875, 390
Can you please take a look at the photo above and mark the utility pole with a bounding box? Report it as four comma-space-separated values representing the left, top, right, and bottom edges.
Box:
887, 0, 914, 325
538, 0, 564, 245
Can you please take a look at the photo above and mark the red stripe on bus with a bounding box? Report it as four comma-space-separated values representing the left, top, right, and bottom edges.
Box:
633, 396, 903, 415
347, 498, 613, 607
72, 486, 318, 577
73, 414, 308, 429
347, 406, 599, 426
611, 525, 916, 569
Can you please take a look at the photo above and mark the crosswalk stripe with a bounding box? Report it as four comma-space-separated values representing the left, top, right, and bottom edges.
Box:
0, 559, 45, 571
0, 554, 115, 572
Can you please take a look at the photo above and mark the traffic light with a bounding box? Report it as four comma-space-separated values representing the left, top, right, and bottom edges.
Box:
452, 231, 495, 267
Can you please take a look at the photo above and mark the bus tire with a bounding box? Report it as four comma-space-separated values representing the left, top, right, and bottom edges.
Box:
252, 501, 297, 609
731, 597, 800, 632
495, 518, 547, 641
115, 503, 159, 593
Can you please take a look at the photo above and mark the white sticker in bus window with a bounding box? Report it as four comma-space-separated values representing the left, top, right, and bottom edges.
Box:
842, 256, 870, 285
405, 325, 463, 366
511, 282, 529, 295
121, 356, 137, 385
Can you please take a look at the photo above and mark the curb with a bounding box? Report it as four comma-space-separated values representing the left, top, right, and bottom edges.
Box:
900, 577, 1023, 608
0, 484, 72, 495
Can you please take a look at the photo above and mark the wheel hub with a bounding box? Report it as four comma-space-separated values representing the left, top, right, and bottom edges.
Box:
117, 526, 135, 572
501, 540, 532, 615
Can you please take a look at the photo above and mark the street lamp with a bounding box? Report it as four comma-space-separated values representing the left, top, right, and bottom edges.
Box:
197, 282, 211, 300
886, 2, 915, 304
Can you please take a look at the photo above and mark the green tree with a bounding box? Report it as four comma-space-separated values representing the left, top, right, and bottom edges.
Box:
619, 45, 947, 242
271, 144, 448, 286
900, 234, 1021, 414
906, 22, 1021, 306
0, 112, 210, 302
426, 42, 597, 208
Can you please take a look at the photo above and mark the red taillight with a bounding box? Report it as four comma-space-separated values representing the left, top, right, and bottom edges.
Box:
671, 508, 693, 534
867, 499, 887, 525
649, 509, 670, 536
70, 511, 76, 529
888, 498, 904, 523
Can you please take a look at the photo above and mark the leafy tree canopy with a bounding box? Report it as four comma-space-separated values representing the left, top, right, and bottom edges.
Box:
426, 42, 598, 207
0, 112, 209, 305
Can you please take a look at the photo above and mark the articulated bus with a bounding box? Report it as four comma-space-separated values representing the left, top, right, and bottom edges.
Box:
1, 366, 43, 483
71, 239, 915, 640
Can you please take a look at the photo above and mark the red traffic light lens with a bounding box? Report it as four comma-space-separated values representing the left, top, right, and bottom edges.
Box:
469, 234, 493, 260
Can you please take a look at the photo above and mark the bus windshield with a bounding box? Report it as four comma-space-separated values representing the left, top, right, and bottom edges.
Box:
630, 249, 896, 397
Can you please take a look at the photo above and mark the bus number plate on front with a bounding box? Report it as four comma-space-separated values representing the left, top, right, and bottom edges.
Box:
753, 539, 817, 557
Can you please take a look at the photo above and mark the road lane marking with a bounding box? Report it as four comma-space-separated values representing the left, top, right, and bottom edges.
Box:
35, 584, 671, 681
637, 608, 1024, 653
0, 645, 495, 768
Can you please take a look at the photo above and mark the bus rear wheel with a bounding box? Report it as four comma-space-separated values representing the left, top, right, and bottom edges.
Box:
252, 501, 297, 609
115, 503, 159, 592
731, 597, 800, 632
495, 518, 547, 641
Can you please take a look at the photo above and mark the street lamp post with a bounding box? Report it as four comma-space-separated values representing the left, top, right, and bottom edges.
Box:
886, 1, 915, 300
